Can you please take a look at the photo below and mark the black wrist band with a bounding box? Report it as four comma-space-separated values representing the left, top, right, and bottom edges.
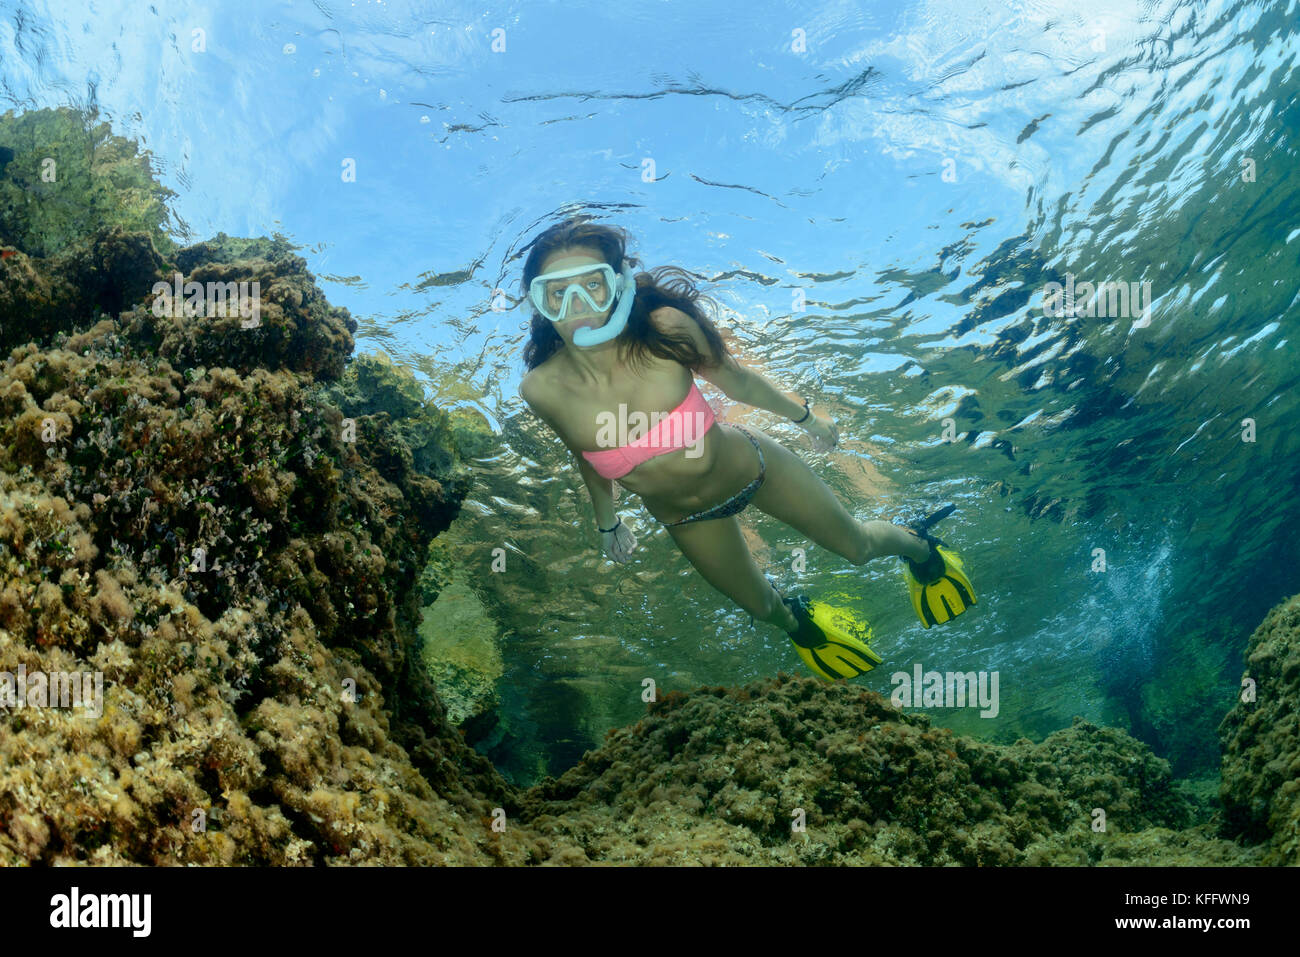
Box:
792, 398, 811, 424
599, 520, 621, 534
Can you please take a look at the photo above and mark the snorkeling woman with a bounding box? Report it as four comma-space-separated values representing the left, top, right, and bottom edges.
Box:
518, 219, 975, 680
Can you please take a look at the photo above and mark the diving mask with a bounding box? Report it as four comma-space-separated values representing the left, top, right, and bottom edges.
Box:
529, 261, 637, 347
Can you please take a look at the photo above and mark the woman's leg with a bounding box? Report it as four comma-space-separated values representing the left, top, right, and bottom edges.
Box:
663, 514, 799, 633
741, 427, 930, 565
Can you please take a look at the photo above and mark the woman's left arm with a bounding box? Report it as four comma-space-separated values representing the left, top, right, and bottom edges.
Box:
737, 372, 838, 450
653, 306, 837, 448
729, 369, 810, 422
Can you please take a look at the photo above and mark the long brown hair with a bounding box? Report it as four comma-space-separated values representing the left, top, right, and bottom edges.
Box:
519, 218, 731, 376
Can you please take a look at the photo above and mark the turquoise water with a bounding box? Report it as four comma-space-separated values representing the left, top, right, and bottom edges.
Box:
3, 0, 1297, 786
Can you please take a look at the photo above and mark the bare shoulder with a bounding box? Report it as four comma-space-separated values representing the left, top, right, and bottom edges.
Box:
519, 356, 558, 408
649, 305, 751, 398
519, 366, 542, 404
519, 362, 573, 444
650, 304, 719, 358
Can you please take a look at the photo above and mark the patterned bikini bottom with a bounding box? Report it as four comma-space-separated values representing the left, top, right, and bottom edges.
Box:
661, 424, 766, 527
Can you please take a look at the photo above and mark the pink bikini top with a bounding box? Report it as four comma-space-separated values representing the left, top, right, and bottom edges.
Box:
581, 380, 716, 480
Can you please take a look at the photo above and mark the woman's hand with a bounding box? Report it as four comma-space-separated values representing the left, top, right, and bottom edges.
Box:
799, 408, 839, 452
601, 520, 638, 563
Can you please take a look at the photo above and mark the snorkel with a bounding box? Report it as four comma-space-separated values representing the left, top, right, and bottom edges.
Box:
531, 261, 638, 349
573, 263, 635, 347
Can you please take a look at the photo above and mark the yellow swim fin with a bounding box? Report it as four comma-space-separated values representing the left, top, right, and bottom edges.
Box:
901, 504, 977, 628
782, 594, 882, 681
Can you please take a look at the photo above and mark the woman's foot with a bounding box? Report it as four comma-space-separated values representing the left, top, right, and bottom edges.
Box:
765, 575, 801, 633
899, 524, 951, 584
856, 519, 932, 564
777, 599, 799, 634
895, 522, 934, 563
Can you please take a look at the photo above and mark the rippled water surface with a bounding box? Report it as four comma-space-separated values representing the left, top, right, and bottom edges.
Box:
3, 0, 1297, 784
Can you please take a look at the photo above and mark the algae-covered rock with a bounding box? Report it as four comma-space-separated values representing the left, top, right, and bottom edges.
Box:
1218, 591, 1300, 864
0, 226, 167, 353
0, 306, 510, 863
408, 361, 498, 462
318, 352, 485, 478
172, 232, 300, 273
418, 535, 458, 607
418, 578, 504, 725
518, 676, 1260, 865
1133, 616, 1239, 777
0, 106, 514, 861
446, 406, 496, 461
0, 106, 183, 258
120, 251, 358, 383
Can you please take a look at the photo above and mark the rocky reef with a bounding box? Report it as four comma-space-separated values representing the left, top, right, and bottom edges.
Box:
514, 678, 1259, 865
0, 107, 512, 864
0, 106, 1295, 865
1218, 591, 1300, 865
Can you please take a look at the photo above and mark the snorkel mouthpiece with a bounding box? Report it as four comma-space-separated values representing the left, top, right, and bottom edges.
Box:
572, 262, 635, 347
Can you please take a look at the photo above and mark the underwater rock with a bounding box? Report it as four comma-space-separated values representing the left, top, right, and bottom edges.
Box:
172, 232, 300, 274
318, 351, 474, 477
0, 312, 511, 861
1132, 616, 1238, 778
418, 578, 504, 726
0, 226, 167, 353
120, 251, 357, 383
0, 137, 512, 859
1218, 591, 1300, 864
0, 106, 181, 259
517, 677, 1259, 865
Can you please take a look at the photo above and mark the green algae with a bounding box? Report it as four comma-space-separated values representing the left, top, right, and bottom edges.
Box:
1218, 591, 1300, 864
418, 577, 504, 726
318, 351, 478, 479
0, 226, 167, 355
1137, 620, 1238, 777
172, 232, 300, 273
516, 678, 1262, 865
0, 106, 183, 259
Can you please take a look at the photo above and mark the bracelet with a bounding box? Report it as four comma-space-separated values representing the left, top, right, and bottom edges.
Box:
791, 397, 811, 424
598, 520, 622, 534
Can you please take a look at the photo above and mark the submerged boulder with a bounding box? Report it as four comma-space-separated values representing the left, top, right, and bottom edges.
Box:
518, 676, 1257, 865
1218, 591, 1300, 864
0, 132, 508, 859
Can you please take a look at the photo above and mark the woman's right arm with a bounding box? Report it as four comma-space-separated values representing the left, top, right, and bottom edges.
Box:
575, 456, 618, 530
520, 377, 618, 530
